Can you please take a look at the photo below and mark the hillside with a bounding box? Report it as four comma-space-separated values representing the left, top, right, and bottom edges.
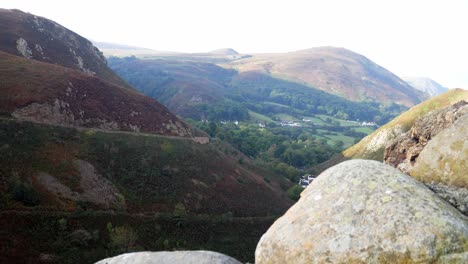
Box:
342, 88, 468, 160
0, 51, 193, 137
228, 47, 427, 107
108, 57, 238, 119
0, 8, 131, 89
403, 76, 448, 97
0, 10, 295, 263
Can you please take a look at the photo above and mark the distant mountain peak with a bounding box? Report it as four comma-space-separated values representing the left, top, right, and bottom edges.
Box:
210, 48, 239, 55
402, 76, 448, 97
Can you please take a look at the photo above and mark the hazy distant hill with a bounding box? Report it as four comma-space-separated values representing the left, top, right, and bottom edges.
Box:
210, 48, 239, 55
229, 47, 427, 107
0, 8, 132, 89
92, 41, 153, 50
402, 76, 448, 97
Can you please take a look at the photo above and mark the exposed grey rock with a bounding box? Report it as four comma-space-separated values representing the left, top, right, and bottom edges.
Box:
16, 38, 33, 58
256, 160, 468, 264
95, 251, 242, 264
411, 114, 468, 188
426, 183, 468, 215
384, 101, 468, 174
35, 159, 125, 210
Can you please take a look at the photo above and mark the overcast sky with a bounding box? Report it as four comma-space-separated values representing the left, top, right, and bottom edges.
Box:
2, 0, 467, 88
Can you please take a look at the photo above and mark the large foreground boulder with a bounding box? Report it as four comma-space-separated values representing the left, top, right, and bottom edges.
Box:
256, 160, 468, 264
95, 251, 242, 264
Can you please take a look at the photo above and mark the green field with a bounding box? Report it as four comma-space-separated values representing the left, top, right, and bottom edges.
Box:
274, 113, 300, 121
249, 110, 274, 123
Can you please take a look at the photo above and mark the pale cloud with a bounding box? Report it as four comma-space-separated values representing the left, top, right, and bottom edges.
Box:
1, 0, 467, 88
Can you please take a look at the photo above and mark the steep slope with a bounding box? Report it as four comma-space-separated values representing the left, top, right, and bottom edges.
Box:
229, 47, 426, 107
0, 8, 131, 89
403, 76, 448, 97
0, 51, 192, 137
342, 88, 468, 160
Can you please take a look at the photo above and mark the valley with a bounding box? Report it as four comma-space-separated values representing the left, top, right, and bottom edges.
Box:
1, 6, 466, 264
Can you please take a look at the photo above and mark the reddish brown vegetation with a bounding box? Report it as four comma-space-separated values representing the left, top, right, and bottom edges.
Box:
0, 51, 193, 136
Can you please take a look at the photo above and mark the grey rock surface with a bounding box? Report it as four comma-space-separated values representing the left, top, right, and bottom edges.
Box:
95, 251, 242, 264
412, 114, 468, 188
384, 101, 468, 175
256, 160, 468, 264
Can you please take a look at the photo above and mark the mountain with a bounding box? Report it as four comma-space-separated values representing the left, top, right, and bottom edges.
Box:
402, 76, 448, 97
108, 55, 409, 125
0, 8, 131, 89
228, 47, 427, 107
342, 88, 468, 160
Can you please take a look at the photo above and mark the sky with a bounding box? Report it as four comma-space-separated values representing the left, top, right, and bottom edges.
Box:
1, 0, 467, 88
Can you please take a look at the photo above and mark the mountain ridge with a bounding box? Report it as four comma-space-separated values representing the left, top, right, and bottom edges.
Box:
0, 8, 132, 89
227, 46, 427, 107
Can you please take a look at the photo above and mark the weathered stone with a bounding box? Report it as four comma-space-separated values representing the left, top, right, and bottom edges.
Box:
425, 183, 468, 215
411, 114, 468, 188
95, 251, 242, 264
256, 160, 468, 264
384, 101, 468, 174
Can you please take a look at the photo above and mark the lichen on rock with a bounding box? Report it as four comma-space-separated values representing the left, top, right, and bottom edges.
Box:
255, 160, 468, 264
95, 250, 242, 264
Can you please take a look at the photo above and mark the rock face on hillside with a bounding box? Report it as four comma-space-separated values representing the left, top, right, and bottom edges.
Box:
95, 251, 242, 264
256, 160, 468, 264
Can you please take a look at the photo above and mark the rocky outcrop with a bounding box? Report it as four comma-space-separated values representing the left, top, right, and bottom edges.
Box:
384, 100, 467, 174
35, 159, 126, 210
256, 160, 468, 264
410, 113, 468, 188
95, 251, 242, 264
384, 101, 468, 214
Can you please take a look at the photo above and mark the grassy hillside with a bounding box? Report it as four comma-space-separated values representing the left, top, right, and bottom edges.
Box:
0, 119, 292, 216
226, 47, 426, 107
108, 57, 406, 125
343, 88, 468, 160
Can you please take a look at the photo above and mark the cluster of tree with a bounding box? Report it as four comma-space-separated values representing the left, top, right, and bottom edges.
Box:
193, 121, 342, 182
